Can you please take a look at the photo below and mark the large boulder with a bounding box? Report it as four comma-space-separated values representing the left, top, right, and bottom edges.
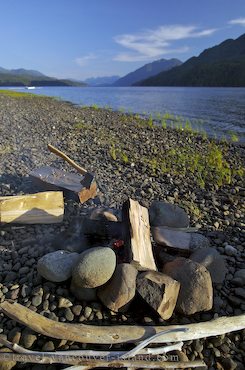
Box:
152, 227, 210, 251
37, 250, 79, 282
136, 270, 180, 320
98, 263, 137, 312
190, 247, 227, 283
72, 247, 116, 288
149, 201, 189, 228
162, 257, 213, 315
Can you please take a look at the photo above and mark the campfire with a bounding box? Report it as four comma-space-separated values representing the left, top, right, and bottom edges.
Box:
0, 144, 244, 370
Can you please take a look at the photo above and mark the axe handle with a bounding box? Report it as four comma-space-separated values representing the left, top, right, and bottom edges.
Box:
48, 144, 87, 175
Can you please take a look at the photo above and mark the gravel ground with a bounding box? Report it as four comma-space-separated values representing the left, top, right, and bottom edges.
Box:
0, 93, 244, 370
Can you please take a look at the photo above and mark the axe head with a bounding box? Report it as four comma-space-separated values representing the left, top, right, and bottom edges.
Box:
81, 172, 94, 189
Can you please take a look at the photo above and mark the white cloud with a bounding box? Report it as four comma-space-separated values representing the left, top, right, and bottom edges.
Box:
228, 18, 245, 26
114, 25, 217, 62
75, 53, 97, 67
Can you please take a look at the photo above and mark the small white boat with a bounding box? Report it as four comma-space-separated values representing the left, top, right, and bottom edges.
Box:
25, 86, 36, 90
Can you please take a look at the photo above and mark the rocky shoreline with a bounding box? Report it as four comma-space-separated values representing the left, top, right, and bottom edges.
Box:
0, 92, 244, 370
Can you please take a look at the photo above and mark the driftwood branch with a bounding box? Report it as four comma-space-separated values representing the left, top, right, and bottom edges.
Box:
120, 329, 187, 359
0, 336, 194, 369
0, 336, 184, 358
1, 301, 245, 344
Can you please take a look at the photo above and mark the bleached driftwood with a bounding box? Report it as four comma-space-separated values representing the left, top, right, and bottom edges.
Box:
0, 332, 184, 358
0, 191, 64, 223
0, 335, 205, 368
119, 329, 186, 359
1, 301, 245, 344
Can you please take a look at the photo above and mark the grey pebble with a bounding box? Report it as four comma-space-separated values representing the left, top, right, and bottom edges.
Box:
224, 245, 237, 256
32, 295, 42, 307
65, 308, 74, 321
84, 306, 92, 319
42, 341, 55, 351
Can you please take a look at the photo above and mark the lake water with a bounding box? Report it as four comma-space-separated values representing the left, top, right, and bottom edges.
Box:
9, 86, 245, 142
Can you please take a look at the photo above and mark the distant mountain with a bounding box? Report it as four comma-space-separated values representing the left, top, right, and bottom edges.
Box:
113, 58, 182, 86
0, 66, 86, 87
0, 67, 46, 77
85, 75, 121, 86
137, 34, 245, 87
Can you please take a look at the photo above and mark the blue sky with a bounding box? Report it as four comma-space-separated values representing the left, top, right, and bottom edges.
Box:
1, 0, 245, 80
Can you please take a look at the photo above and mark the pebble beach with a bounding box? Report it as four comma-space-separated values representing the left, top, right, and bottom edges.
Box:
0, 91, 244, 370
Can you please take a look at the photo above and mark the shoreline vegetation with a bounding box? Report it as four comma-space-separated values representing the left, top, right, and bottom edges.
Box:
0, 89, 243, 190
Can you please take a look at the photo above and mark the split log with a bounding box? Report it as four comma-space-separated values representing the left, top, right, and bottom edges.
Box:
1, 301, 245, 344
30, 166, 97, 203
122, 199, 157, 271
0, 192, 64, 224
136, 271, 180, 320
0, 352, 206, 368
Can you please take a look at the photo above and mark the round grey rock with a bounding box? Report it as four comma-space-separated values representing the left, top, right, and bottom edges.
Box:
190, 234, 210, 251
224, 245, 237, 256
190, 247, 227, 283
149, 201, 189, 228
98, 263, 138, 312
234, 269, 245, 284
72, 247, 116, 288
70, 278, 97, 302
163, 257, 213, 315
37, 250, 79, 283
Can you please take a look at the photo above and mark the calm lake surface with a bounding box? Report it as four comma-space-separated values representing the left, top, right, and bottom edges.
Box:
10, 86, 245, 141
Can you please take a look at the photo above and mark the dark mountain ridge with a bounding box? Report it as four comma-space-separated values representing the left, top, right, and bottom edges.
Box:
137, 34, 245, 87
